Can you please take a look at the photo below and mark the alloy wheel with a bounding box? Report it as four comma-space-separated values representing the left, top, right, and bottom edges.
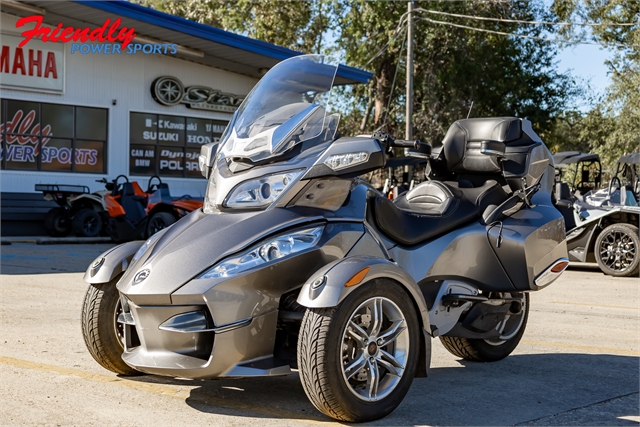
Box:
599, 230, 637, 272
148, 217, 167, 235
340, 297, 409, 402
113, 300, 125, 350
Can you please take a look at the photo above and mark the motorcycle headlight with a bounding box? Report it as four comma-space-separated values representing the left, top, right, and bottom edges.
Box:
199, 226, 323, 279
131, 229, 164, 265
224, 170, 303, 209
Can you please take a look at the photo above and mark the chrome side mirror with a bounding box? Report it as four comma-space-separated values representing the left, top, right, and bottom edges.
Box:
198, 143, 218, 179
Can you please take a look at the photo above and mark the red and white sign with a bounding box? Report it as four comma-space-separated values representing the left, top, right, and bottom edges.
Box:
0, 33, 64, 93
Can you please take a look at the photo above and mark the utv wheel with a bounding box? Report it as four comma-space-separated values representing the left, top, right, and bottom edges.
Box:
81, 276, 141, 376
594, 223, 639, 277
44, 208, 71, 237
297, 280, 420, 422
440, 293, 529, 362
147, 212, 176, 237
72, 209, 103, 238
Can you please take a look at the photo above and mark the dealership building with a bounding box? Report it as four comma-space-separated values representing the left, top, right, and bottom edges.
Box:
0, 0, 370, 235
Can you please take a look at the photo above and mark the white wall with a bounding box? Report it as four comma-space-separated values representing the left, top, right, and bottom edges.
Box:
0, 12, 258, 196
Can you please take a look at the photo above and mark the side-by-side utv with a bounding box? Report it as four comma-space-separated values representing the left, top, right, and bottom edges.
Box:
553, 152, 639, 277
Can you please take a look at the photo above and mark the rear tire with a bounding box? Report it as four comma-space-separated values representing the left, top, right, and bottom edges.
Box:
44, 208, 71, 237
594, 223, 639, 277
147, 211, 176, 237
72, 209, 103, 237
81, 276, 141, 376
297, 280, 420, 422
440, 293, 529, 362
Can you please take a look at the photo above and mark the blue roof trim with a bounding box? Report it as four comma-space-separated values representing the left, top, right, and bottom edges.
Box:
75, 0, 373, 83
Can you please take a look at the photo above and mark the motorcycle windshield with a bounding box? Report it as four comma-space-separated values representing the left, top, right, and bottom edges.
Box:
219, 55, 340, 163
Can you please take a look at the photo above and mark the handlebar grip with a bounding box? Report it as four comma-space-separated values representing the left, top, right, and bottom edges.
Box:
392, 139, 432, 155
392, 139, 418, 148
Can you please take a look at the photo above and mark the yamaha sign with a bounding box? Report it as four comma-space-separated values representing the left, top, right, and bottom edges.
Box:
151, 76, 244, 113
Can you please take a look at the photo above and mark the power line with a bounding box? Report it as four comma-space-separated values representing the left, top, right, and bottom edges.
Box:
414, 8, 638, 27
364, 17, 409, 66
415, 16, 640, 48
364, 5, 638, 67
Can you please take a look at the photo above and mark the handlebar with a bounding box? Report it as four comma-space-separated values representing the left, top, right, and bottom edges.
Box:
392, 139, 432, 155
372, 131, 432, 155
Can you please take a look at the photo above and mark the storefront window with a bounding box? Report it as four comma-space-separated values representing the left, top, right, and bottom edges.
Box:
0, 99, 107, 173
129, 112, 227, 178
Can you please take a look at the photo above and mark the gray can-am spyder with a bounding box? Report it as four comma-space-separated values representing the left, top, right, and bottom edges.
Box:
82, 55, 569, 422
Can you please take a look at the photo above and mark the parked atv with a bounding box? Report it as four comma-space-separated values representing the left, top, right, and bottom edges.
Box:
81, 55, 568, 422
36, 183, 109, 237
105, 175, 203, 243
553, 152, 639, 277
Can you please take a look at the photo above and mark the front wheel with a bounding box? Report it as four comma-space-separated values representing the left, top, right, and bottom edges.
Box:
440, 292, 529, 362
594, 223, 639, 277
81, 276, 141, 376
146, 211, 176, 238
297, 280, 420, 422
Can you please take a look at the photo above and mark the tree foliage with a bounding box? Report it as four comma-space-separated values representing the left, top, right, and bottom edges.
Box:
335, 1, 579, 146
138, 0, 330, 54
552, 0, 639, 171
135, 0, 586, 151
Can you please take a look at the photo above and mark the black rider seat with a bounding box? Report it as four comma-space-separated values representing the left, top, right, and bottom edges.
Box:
375, 180, 508, 245
374, 117, 525, 246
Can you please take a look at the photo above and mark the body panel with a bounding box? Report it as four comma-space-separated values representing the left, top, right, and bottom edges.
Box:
117, 207, 325, 305
84, 241, 142, 284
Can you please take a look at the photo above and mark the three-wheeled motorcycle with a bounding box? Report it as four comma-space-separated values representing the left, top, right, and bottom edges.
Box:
81, 55, 568, 422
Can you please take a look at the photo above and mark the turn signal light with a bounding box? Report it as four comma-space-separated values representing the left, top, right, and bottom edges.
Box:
344, 267, 370, 287
550, 261, 569, 273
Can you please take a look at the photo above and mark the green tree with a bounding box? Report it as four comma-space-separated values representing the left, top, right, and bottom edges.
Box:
133, 0, 581, 150
145, 0, 330, 54
552, 0, 639, 171
335, 1, 579, 146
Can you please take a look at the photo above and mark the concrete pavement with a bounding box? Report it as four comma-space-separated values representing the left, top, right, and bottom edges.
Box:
1, 243, 638, 426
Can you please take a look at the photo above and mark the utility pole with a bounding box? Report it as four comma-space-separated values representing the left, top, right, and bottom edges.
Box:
405, 1, 414, 185
405, 0, 414, 142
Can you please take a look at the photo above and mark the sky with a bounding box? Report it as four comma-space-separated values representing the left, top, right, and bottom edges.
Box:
556, 43, 614, 110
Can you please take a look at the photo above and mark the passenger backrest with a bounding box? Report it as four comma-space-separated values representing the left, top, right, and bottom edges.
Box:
441, 117, 522, 174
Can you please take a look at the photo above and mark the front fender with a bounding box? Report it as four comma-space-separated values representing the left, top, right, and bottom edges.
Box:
83, 241, 143, 284
297, 255, 432, 377
297, 255, 431, 333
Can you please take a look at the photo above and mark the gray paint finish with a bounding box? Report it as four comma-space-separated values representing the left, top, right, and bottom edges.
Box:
84, 241, 142, 284
117, 208, 325, 305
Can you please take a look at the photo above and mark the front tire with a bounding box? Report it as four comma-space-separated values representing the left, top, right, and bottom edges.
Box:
81, 276, 141, 376
594, 223, 639, 277
297, 279, 420, 422
440, 293, 529, 362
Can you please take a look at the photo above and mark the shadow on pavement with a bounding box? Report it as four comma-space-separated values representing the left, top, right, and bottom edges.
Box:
0, 243, 115, 274
125, 352, 639, 426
